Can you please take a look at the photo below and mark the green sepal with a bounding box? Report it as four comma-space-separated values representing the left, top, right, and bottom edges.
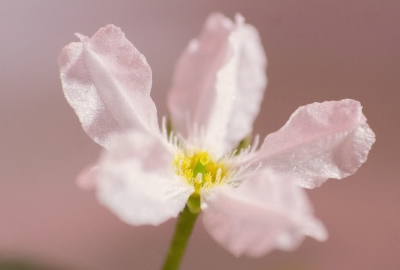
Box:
166, 118, 173, 137
235, 134, 252, 155
186, 192, 201, 214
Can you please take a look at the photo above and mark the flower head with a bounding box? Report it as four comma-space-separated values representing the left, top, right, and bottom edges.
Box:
58, 13, 375, 257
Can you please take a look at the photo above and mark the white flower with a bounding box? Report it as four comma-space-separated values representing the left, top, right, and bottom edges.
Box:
58, 13, 375, 257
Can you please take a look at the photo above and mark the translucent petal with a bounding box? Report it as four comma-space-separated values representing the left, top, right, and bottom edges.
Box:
58, 25, 158, 148
254, 99, 376, 188
96, 130, 194, 226
168, 13, 266, 156
76, 165, 98, 190
202, 169, 327, 257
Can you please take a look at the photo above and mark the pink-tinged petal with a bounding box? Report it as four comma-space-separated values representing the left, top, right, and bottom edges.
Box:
96, 129, 194, 226
76, 165, 98, 190
255, 99, 376, 188
202, 169, 326, 257
168, 14, 267, 156
58, 25, 159, 148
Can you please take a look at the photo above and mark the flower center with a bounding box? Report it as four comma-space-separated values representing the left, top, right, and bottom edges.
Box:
173, 151, 228, 191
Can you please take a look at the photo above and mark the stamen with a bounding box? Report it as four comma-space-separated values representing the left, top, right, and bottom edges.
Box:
173, 150, 228, 190
195, 173, 202, 184
204, 172, 212, 183
216, 168, 222, 183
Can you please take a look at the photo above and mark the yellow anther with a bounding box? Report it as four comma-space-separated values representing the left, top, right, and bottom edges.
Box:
184, 169, 193, 179
173, 150, 228, 190
204, 172, 212, 183
182, 158, 191, 169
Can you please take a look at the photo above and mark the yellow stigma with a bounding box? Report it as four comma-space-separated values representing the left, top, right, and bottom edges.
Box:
173, 151, 228, 190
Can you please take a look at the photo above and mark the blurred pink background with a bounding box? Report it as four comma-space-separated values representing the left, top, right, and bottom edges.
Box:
1, 1, 399, 269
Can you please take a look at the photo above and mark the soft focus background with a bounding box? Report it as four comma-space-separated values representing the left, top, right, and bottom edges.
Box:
1, 1, 399, 269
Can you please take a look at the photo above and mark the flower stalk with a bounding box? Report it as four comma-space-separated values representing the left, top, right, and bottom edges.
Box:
162, 193, 201, 270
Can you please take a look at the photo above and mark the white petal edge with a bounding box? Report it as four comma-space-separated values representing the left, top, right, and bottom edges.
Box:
58, 24, 159, 148
96, 129, 194, 226
253, 99, 376, 188
168, 13, 267, 157
202, 169, 327, 257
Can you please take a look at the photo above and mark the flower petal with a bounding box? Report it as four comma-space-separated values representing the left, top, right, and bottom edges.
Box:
96, 129, 194, 226
58, 25, 159, 148
255, 99, 376, 188
168, 13, 267, 156
202, 169, 326, 257
76, 165, 98, 190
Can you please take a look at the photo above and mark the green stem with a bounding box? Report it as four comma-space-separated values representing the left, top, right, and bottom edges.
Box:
161, 193, 200, 270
